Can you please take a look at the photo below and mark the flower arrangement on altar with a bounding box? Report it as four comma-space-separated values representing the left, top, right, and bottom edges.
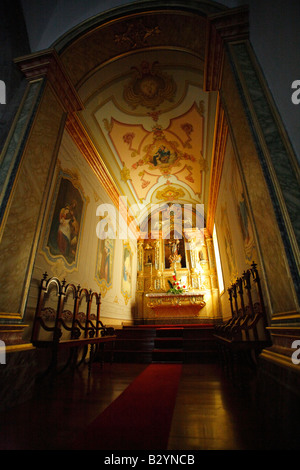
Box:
167, 269, 186, 294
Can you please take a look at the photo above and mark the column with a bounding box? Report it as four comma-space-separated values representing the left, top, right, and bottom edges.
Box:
205, 5, 300, 437
0, 49, 83, 348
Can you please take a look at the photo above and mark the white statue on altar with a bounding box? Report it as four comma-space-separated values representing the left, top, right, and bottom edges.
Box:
168, 240, 181, 267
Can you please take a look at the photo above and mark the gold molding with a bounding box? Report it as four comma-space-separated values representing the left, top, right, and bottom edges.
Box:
271, 310, 300, 322
0, 323, 30, 347
65, 113, 121, 208
204, 6, 249, 92
268, 327, 300, 331
260, 348, 300, 374
15, 49, 83, 114
0, 313, 23, 321
5, 343, 35, 354
206, 95, 228, 233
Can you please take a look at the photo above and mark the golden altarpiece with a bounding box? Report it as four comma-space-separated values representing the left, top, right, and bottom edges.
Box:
135, 222, 219, 324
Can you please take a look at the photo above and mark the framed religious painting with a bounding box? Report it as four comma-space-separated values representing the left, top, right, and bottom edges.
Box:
121, 241, 132, 305
43, 170, 86, 270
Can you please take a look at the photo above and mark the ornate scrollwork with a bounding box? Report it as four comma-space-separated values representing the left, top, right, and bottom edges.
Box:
62, 310, 73, 321
88, 329, 95, 338
123, 61, 176, 109
40, 307, 56, 321
53, 328, 62, 342
114, 22, 161, 50
71, 327, 81, 339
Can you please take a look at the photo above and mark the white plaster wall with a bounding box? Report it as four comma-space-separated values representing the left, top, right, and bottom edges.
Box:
25, 130, 137, 332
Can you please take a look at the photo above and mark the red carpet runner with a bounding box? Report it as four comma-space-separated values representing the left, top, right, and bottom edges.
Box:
70, 364, 182, 450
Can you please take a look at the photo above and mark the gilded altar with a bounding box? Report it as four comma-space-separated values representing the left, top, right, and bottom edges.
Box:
146, 292, 206, 318
135, 225, 220, 322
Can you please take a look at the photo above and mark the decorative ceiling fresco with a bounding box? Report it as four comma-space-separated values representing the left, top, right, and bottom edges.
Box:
78, 49, 217, 218
106, 92, 205, 203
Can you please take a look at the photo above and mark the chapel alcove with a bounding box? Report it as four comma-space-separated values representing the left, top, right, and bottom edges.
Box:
135, 204, 219, 324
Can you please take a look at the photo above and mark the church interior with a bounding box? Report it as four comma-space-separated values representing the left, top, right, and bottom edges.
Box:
0, 0, 299, 452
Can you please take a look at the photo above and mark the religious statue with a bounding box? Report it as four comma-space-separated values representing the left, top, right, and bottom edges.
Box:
168, 240, 181, 267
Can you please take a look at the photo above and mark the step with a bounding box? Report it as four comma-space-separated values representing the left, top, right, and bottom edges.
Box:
156, 328, 184, 337
183, 328, 215, 339
127, 323, 214, 328
103, 325, 218, 364
182, 339, 218, 351
115, 328, 156, 339
112, 350, 153, 363
154, 338, 183, 349
152, 348, 183, 363
115, 338, 155, 351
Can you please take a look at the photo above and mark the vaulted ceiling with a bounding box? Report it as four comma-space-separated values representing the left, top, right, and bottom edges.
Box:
54, 4, 227, 228
79, 49, 217, 207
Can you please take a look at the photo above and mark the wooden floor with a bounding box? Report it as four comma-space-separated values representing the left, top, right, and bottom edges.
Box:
0, 361, 281, 451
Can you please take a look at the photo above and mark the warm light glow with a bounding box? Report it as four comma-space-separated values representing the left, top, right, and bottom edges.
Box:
181, 275, 187, 287
213, 225, 224, 294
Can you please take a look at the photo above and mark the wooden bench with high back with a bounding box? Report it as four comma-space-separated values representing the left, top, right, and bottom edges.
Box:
31, 273, 116, 378
214, 262, 272, 388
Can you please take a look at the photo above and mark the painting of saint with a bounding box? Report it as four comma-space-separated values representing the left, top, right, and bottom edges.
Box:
220, 204, 238, 283
46, 176, 84, 266
231, 157, 255, 263
148, 139, 179, 171
121, 243, 132, 304
152, 146, 171, 166
96, 238, 114, 287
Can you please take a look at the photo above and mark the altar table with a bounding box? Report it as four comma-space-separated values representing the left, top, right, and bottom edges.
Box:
146, 292, 206, 317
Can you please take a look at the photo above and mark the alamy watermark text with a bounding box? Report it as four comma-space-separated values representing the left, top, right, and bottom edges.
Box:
0, 340, 6, 364
291, 80, 300, 104
0, 80, 6, 104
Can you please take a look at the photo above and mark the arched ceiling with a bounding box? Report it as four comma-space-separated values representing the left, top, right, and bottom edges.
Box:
55, 4, 224, 226
78, 50, 217, 210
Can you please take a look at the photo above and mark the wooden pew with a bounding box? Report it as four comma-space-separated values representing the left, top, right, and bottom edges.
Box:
214, 262, 272, 388
31, 273, 116, 379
